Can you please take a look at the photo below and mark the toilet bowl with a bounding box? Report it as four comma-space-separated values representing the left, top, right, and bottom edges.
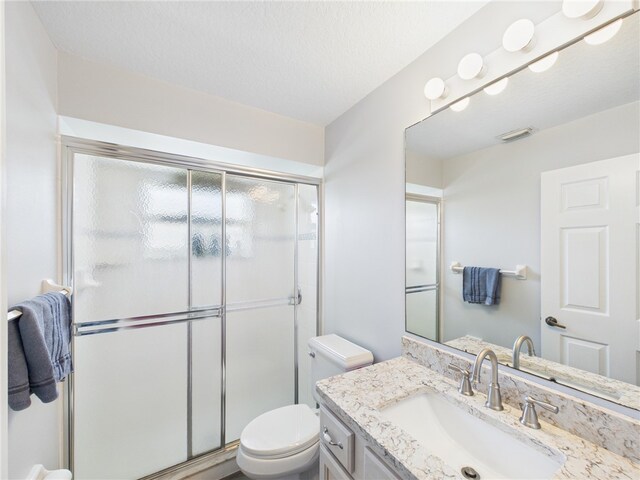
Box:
237, 334, 373, 480
236, 404, 320, 480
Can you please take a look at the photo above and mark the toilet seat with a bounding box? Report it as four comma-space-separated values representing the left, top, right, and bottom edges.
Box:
240, 404, 319, 459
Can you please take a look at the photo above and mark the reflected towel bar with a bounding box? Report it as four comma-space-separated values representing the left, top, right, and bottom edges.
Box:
450, 262, 527, 280
7, 279, 72, 321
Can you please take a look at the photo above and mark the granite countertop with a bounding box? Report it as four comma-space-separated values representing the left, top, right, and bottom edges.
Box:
315, 357, 640, 480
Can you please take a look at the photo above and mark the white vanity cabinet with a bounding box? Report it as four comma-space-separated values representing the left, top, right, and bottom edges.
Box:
319, 406, 401, 480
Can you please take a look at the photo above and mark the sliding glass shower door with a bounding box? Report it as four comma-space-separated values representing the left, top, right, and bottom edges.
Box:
224, 176, 296, 441
65, 143, 318, 479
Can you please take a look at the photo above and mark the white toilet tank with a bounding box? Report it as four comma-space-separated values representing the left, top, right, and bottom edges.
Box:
308, 334, 373, 403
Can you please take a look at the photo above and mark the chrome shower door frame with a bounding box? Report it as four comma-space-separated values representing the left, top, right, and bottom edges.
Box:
61, 137, 321, 477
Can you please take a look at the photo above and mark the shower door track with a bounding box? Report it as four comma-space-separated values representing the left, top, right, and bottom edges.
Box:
61, 137, 322, 478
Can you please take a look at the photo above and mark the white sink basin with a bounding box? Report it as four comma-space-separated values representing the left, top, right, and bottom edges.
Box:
380, 393, 564, 480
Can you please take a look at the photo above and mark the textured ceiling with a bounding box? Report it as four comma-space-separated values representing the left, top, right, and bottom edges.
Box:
32, 1, 488, 126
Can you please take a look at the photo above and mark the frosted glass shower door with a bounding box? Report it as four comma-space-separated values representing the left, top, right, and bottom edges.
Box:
72, 155, 191, 479
74, 325, 188, 479
225, 176, 296, 441
73, 155, 189, 320
190, 171, 223, 456
71, 156, 224, 478
67, 146, 319, 475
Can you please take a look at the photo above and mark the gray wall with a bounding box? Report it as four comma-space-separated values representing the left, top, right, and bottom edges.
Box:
323, 1, 557, 361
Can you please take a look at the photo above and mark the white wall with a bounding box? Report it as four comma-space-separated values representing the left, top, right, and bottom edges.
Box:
57, 53, 324, 167
441, 101, 640, 350
323, 1, 579, 361
5, 2, 60, 478
0, 2, 8, 477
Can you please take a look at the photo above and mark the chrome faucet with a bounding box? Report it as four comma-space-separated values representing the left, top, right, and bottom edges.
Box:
512, 335, 536, 369
471, 348, 504, 411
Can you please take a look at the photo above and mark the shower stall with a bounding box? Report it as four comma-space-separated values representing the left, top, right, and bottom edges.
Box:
61, 138, 320, 479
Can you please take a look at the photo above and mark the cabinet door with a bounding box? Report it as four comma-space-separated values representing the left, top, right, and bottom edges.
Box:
320, 445, 352, 480
363, 447, 401, 480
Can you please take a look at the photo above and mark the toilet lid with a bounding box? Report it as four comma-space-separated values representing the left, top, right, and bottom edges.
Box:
240, 404, 319, 458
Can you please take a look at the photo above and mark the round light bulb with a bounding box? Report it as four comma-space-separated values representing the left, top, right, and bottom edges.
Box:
457, 53, 485, 80
584, 19, 623, 45
502, 19, 535, 53
528, 51, 559, 73
450, 97, 470, 112
562, 0, 603, 19
483, 78, 509, 96
423, 77, 447, 100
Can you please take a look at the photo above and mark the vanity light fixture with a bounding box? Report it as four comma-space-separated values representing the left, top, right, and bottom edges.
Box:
528, 51, 559, 73
584, 18, 623, 45
562, 0, 604, 19
502, 19, 536, 53
424, 77, 448, 100
450, 97, 470, 112
457, 53, 485, 80
483, 78, 509, 96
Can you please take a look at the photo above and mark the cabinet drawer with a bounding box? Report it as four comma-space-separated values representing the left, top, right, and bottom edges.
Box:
364, 447, 401, 480
320, 445, 352, 480
320, 407, 355, 473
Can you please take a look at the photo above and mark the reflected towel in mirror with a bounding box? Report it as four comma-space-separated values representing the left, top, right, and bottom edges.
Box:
463, 267, 501, 305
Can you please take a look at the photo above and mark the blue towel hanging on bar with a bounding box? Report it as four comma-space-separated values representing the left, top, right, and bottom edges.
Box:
463, 266, 502, 305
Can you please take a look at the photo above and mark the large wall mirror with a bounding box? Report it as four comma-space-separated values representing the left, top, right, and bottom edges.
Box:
405, 12, 639, 410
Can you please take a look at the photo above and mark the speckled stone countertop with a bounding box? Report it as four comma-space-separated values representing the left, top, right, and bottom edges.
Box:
316, 357, 640, 480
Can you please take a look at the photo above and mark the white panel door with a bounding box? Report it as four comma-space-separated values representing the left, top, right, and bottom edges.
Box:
541, 154, 639, 384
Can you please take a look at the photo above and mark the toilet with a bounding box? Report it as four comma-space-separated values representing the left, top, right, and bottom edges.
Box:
236, 334, 374, 480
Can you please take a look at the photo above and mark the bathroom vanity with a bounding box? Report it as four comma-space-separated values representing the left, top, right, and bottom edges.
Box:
316, 337, 640, 480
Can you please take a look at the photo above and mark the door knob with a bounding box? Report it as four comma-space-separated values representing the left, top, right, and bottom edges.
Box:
545, 316, 566, 329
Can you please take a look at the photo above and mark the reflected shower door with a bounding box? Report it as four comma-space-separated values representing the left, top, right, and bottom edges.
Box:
405, 196, 440, 341
224, 175, 296, 442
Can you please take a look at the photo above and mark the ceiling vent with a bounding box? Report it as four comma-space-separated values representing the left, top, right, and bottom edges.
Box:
498, 127, 536, 142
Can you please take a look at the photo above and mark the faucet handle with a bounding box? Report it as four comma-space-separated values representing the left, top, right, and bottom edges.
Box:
519, 396, 559, 429
448, 364, 474, 396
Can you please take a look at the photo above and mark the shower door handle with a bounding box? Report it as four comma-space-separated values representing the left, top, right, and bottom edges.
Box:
291, 287, 302, 305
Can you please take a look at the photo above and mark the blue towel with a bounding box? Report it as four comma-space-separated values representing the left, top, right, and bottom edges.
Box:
8, 292, 73, 411
463, 267, 502, 305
